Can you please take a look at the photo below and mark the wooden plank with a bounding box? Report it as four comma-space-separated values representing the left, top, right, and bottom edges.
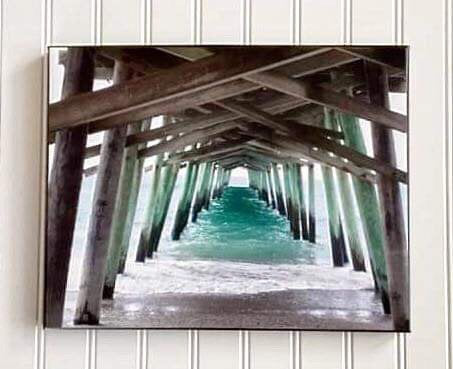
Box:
199, 331, 239, 369
147, 331, 188, 369
96, 331, 137, 369
351, 0, 394, 44
249, 332, 290, 369
406, 1, 447, 367
46, 49, 95, 327
245, 71, 407, 132
52, 0, 93, 44
251, 0, 292, 44
45, 330, 86, 369
300, 332, 343, 368
353, 334, 396, 369
101, 0, 142, 44
48, 47, 316, 131
201, 0, 241, 44
300, 0, 343, 44
152, 0, 192, 44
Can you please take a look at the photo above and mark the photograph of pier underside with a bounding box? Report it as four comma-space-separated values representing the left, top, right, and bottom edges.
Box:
46, 46, 408, 331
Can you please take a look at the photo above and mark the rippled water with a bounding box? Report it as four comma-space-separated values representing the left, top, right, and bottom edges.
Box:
66, 169, 385, 295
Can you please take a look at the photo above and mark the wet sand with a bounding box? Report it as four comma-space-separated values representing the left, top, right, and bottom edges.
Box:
63, 288, 393, 331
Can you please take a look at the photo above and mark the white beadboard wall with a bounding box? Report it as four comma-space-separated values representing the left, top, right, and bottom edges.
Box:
0, 0, 450, 368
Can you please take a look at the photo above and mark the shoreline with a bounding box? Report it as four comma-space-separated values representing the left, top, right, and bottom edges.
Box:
63, 288, 394, 331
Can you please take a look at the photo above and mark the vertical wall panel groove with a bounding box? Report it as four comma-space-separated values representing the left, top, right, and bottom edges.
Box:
0, 0, 43, 367
405, 0, 448, 368
445, 0, 453, 367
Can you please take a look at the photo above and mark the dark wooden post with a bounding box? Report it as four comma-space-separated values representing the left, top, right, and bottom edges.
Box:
136, 117, 169, 262
366, 62, 409, 330
203, 165, 216, 210
282, 163, 293, 222
172, 163, 199, 240
271, 163, 286, 216
338, 111, 389, 311
307, 164, 316, 243
148, 163, 179, 256
74, 61, 132, 325
102, 121, 142, 299
260, 171, 270, 206
329, 111, 367, 272
192, 162, 213, 222
117, 119, 152, 273
266, 169, 276, 209
46, 48, 95, 327
295, 164, 309, 240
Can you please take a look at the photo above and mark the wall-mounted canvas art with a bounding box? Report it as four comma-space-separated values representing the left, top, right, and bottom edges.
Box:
45, 46, 409, 331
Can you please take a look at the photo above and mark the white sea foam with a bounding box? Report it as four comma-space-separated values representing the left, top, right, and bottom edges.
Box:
114, 258, 374, 295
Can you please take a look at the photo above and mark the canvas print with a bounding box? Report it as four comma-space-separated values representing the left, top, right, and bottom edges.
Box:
46, 46, 408, 331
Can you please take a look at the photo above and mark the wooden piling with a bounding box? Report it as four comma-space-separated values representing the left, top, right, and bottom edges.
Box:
307, 164, 316, 243
295, 164, 309, 240
117, 119, 152, 273
289, 164, 301, 240
102, 121, 142, 299
266, 169, 276, 209
260, 171, 270, 206
46, 48, 95, 327
338, 111, 390, 312
282, 163, 293, 222
366, 62, 408, 330
328, 111, 367, 272
148, 163, 179, 255
172, 162, 199, 240
74, 61, 132, 325
271, 163, 286, 216
192, 162, 213, 222
203, 165, 216, 210
136, 117, 170, 262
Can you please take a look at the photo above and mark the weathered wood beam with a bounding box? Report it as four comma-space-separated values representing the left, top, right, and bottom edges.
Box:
334, 47, 406, 74
117, 119, 152, 273
216, 99, 344, 140
135, 118, 169, 262
326, 107, 367, 271
137, 121, 241, 158
148, 163, 179, 256
238, 126, 379, 183
170, 137, 252, 162
49, 47, 320, 131
236, 106, 406, 183
337, 111, 390, 311
277, 49, 359, 78
157, 46, 214, 61
307, 164, 316, 243
366, 62, 408, 330
74, 62, 132, 325
172, 163, 200, 240
244, 71, 407, 132
46, 48, 95, 328
271, 163, 286, 216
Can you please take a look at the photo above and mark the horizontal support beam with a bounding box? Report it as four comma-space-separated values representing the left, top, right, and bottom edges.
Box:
137, 121, 241, 158
245, 71, 407, 132
49, 47, 325, 131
